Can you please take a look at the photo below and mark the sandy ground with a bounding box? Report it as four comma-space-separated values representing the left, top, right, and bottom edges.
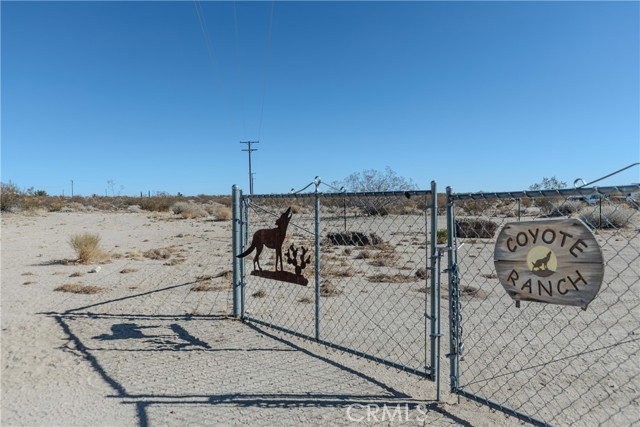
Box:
1, 209, 636, 426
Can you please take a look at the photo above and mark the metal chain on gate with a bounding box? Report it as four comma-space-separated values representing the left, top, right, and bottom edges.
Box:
448, 260, 463, 392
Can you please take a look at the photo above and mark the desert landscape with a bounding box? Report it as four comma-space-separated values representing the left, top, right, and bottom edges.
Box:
1, 192, 638, 426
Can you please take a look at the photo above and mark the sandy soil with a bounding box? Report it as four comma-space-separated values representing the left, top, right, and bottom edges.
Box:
1, 209, 636, 426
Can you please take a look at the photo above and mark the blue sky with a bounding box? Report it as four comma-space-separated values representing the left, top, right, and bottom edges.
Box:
2, 1, 639, 196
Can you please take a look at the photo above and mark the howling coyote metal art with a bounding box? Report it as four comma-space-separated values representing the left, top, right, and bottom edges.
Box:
237, 207, 292, 272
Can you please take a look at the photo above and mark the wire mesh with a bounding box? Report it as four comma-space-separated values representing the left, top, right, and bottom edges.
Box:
241, 190, 436, 377
448, 185, 640, 426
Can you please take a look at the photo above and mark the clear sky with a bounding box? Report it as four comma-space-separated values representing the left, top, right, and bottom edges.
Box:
2, 1, 639, 196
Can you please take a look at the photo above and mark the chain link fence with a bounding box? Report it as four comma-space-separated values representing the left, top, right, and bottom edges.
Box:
447, 185, 640, 426
233, 184, 440, 379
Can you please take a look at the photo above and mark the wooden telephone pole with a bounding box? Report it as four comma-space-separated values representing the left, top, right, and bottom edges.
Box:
240, 141, 258, 195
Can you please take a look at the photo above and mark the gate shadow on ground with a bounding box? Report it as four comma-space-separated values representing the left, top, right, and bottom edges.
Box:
44, 292, 471, 427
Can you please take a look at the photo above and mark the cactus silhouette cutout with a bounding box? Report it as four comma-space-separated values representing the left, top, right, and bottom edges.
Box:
286, 244, 311, 276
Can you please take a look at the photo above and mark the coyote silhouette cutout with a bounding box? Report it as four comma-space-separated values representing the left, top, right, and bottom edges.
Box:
237, 207, 292, 271
532, 251, 553, 271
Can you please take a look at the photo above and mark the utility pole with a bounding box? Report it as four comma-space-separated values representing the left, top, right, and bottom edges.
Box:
71, 180, 74, 198
240, 141, 258, 195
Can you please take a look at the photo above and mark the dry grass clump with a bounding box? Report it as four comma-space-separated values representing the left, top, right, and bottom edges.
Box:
120, 268, 138, 274
54, 284, 103, 294
320, 282, 342, 296
252, 289, 267, 298
69, 272, 85, 277
126, 249, 144, 260
69, 233, 108, 263
143, 247, 177, 260
197, 271, 233, 281
415, 267, 430, 280
171, 202, 208, 219
298, 296, 313, 304
367, 251, 399, 267
367, 273, 414, 283
321, 265, 355, 278
191, 281, 225, 292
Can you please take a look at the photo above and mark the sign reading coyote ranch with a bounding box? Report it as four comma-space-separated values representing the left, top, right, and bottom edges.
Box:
494, 218, 604, 308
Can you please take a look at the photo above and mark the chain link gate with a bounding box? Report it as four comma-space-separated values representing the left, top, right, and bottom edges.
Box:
446, 184, 640, 426
232, 181, 442, 387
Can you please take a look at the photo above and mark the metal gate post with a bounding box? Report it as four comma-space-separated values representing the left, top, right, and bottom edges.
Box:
314, 177, 321, 341
241, 196, 247, 317
232, 185, 243, 318
446, 186, 461, 392
429, 181, 441, 398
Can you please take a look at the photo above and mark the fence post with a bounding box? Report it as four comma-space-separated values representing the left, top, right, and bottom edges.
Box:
429, 181, 441, 398
446, 186, 460, 392
314, 177, 321, 340
232, 185, 242, 318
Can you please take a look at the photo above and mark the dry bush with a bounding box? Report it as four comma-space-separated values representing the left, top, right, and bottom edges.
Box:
326, 232, 382, 246
0, 182, 21, 211
137, 196, 177, 212
463, 198, 493, 216
54, 284, 103, 294
212, 205, 232, 221
580, 206, 635, 229
69, 233, 107, 263
171, 202, 208, 219
455, 218, 498, 239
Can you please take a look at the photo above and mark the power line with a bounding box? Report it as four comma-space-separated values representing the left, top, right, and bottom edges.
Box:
240, 141, 259, 194
258, 0, 275, 139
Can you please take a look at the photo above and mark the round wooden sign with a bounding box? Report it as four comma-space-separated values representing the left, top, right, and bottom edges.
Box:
494, 218, 604, 308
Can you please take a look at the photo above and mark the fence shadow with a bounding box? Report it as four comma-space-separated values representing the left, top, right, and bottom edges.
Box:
45, 307, 471, 426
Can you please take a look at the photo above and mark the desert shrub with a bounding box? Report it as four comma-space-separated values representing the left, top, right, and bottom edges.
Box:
326, 232, 382, 246
463, 198, 492, 216
535, 197, 583, 217
455, 218, 498, 239
212, 205, 232, 221
579, 206, 635, 229
69, 233, 106, 263
171, 202, 208, 219
1, 182, 22, 211
137, 196, 177, 212
437, 229, 447, 244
